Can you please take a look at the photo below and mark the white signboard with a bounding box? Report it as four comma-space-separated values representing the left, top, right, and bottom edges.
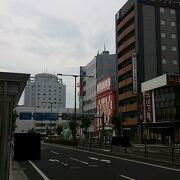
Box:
132, 53, 137, 94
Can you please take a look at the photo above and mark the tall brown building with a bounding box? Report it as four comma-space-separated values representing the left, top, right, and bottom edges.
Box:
116, 0, 180, 141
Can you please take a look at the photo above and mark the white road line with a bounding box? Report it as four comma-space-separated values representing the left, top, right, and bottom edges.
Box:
44, 143, 180, 172
100, 159, 111, 163
101, 149, 110, 152
50, 151, 59, 155
70, 157, 89, 165
28, 160, 50, 180
49, 159, 60, 162
120, 175, 136, 180
88, 156, 99, 160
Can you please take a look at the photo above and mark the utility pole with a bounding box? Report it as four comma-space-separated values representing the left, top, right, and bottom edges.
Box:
57, 73, 94, 139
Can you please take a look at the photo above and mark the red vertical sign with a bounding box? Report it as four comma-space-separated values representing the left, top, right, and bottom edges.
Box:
145, 91, 153, 123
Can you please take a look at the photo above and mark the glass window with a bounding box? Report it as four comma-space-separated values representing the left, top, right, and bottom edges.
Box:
171, 34, 176, 39
170, 9, 175, 14
162, 59, 167, 64
161, 33, 166, 38
172, 46, 177, 51
160, 20, 165, 25
173, 60, 178, 65
171, 21, 176, 27
161, 46, 166, 51
160, 7, 164, 13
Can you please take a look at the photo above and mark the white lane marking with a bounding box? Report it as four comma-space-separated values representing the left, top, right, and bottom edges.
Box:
61, 162, 68, 166
120, 175, 136, 180
49, 159, 60, 162
28, 160, 50, 180
50, 151, 59, 155
70, 157, 89, 165
88, 156, 99, 160
101, 149, 110, 152
100, 159, 111, 163
44, 143, 180, 172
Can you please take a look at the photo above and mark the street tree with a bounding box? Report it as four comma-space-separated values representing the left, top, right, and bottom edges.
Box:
111, 114, 123, 136
69, 120, 77, 139
56, 125, 63, 136
80, 116, 91, 139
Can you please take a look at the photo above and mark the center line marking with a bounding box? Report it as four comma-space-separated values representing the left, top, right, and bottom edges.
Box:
70, 157, 89, 165
50, 151, 59, 155
88, 157, 99, 160
120, 175, 136, 180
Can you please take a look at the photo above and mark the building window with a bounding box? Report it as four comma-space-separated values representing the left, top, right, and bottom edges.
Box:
171, 21, 176, 27
170, 9, 175, 14
173, 60, 178, 65
160, 7, 164, 13
162, 59, 167, 64
160, 20, 165, 25
172, 46, 177, 51
161, 45, 166, 51
171, 34, 176, 39
161, 33, 166, 38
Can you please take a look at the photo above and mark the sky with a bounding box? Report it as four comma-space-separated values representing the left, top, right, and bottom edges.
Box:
0, 0, 127, 107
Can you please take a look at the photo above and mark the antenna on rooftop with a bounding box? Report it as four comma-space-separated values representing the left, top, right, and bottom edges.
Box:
104, 44, 106, 51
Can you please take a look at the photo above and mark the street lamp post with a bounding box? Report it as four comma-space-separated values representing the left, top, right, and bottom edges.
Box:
57, 73, 94, 139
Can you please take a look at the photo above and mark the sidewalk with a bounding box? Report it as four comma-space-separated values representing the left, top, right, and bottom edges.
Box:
11, 157, 29, 180
12, 159, 29, 180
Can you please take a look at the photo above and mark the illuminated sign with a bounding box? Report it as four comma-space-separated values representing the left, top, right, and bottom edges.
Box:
97, 77, 111, 94
167, 74, 180, 85
145, 91, 153, 123
19, 112, 32, 120
141, 0, 180, 6
33, 113, 58, 121
132, 53, 138, 94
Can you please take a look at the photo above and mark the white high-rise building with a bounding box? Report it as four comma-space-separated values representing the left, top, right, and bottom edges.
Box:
24, 73, 66, 111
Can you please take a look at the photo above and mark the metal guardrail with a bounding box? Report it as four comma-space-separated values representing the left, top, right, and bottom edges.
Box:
77, 140, 180, 164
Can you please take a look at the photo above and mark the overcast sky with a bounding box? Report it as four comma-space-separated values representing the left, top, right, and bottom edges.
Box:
0, 0, 127, 107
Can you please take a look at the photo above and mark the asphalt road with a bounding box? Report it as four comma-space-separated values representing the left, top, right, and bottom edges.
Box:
18, 143, 180, 180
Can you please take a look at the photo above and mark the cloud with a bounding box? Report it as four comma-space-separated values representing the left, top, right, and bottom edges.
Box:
39, 16, 82, 40
0, 0, 127, 107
